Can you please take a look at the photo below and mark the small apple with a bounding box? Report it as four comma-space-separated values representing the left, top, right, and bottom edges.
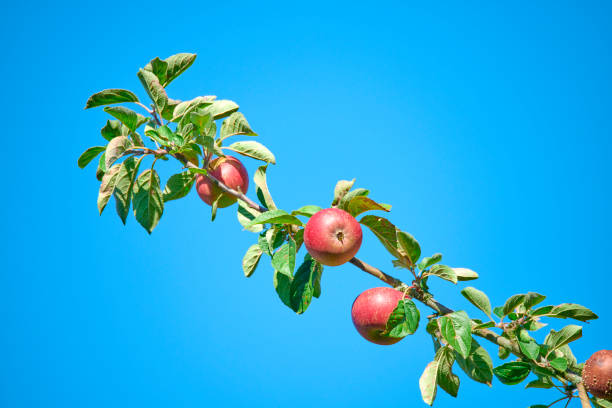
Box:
303, 208, 362, 266
351, 287, 410, 345
583, 350, 612, 400
196, 156, 249, 208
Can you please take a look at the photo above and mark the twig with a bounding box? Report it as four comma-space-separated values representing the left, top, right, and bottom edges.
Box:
576, 383, 592, 408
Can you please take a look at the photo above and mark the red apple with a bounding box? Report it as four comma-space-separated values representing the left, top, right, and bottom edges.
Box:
583, 350, 612, 400
351, 287, 410, 345
196, 156, 249, 208
303, 208, 362, 266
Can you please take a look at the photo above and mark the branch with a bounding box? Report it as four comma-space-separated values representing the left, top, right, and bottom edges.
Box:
348, 256, 590, 405
348, 258, 404, 288
576, 383, 592, 408
161, 151, 591, 405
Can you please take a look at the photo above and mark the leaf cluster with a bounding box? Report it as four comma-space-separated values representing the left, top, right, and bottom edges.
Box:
79, 53, 276, 232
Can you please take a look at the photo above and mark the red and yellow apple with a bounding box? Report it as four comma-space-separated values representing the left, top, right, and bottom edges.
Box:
351, 287, 410, 345
196, 156, 249, 208
303, 208, 362, 266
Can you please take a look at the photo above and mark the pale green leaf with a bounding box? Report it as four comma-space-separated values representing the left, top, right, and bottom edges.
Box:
460, 287, 492, 318
85, 89, 139, 109
418, 253, 442, 271
242, 244, 263, 278
331, 179, 355, 206
220, 112, 257, 141
244, 209, 303, 228
225, 141, 276, 164
132, 169, 164, 233
104, 136, 132, 168
254, 165, 277, 210
113, 156, 143, 224
419, 361, 438, 406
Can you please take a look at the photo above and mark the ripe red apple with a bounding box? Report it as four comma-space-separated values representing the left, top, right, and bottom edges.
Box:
583, 350, 612, 400
303, 208, 362, 266
351, 287, 410, 345
196, 156, 248, 208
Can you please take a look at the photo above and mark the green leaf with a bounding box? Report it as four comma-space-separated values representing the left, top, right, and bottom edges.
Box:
396, 231, 421, 265
104, 136, 132, 168
190, 109, 213, 131
163, 53, 197, 87
207, 99, 239, 119
225, 141, 276, 164
104, 106, 147, 131
274, 267, 293, 309
132, 169, 164, 234
549, 357, 568, 371
525, 378, 553, 389
544, 325, 582, 352
592, 398, 612, 408
331, 179, 355, 206
158, 125, 183, 146
113, 156, 143, 224
460, 287, 492, 318
435, 346, 460, 397
418, 253, 442, 271
96, 152, 106, 180
425, 264, 457, 284
242, 244, 263, 278
143, 56, 168, 85
97, 164, 121, 214
290, 254, 323, 314
359, 215, 403, 259
493, 361, 531, 385
161, 98, 181, 121
502, 293, 526, 316
453, 267, 479, 281
253, 165, 277, 210
137, 68, 167, 112
439, 311, 472, 359
472, 321, 495, 330
338, 188, 369, 211
272, 239, 297, 278
556, 344, 577, 368
548, 303, 599, 322
220, 112, 257, 141
100, 120, 125, 141
162, 171, 195, 202
291, 205, 322, 218
77, 146, 106, 169
419, 361, 438, 406
188, 167, 208, 175
244, 210, 303, 229
518, 339, 541, 361
454, 338, 493, 386
85, 89, 139, 109
345, 196, 391, 217
498, 345, 510, 360
237, 200, 264, 233
523, 292, 546, 309
171, 96, 215, 123
385, 299, 420, 338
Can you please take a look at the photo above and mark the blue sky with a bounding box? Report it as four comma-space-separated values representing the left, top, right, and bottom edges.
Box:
1, 1, 611, 407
